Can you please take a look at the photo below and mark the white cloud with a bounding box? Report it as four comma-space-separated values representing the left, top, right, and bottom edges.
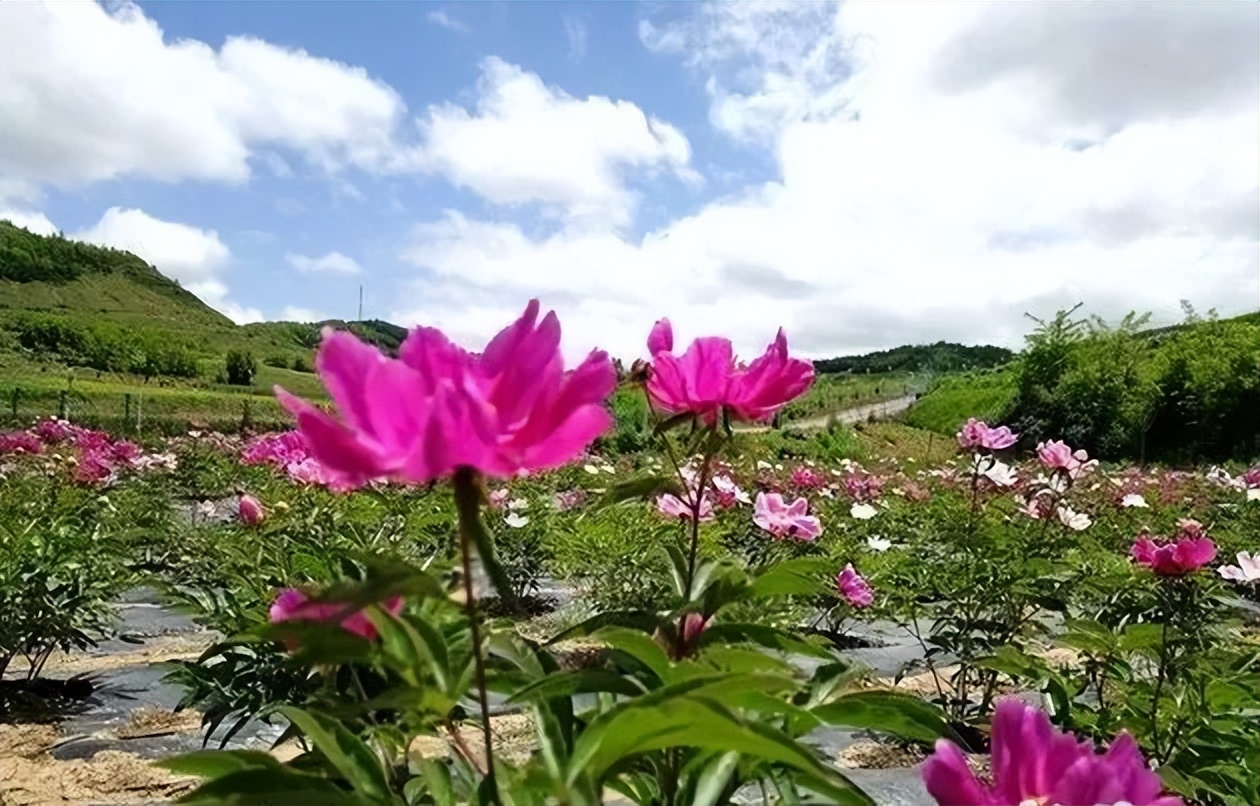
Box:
410, 57, 698, 227
395, 2, 1257, 362
286, 251, 363, 275
70, 207, 263, 324
0, 0, 408, 195
280, 306, 328, 323
0, 209, 58, 236
426, 9, 468, 33
564, 16, 588, 62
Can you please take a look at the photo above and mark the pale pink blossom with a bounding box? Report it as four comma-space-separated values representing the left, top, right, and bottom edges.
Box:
956, 418, 1018, 451
656, 493, 714, 522
753, 491, 822, 540
1218, 551, 1260, 584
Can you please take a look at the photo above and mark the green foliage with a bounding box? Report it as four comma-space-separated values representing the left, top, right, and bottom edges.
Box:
1008, 306, 1260, 460
224, 350, 258, 387
814, 342, 1013, 375
902, 370, 1016, 435
4, 312, 200, 378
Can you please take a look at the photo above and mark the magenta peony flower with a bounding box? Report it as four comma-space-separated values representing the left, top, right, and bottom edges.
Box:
1036, 440, 1097, 479
835, 563, 874, 608
73, 450, 115, 485
753, 491, 822, 541
238, 493, 266, 526
1243, 466, 1260, 489
645, 321, 813, 424
0, 431, 44, 456
956, 419, 1018, 451
843, 472, 884, 503
269, 588, 404, 643
680, 611, 712, 644
277, 300, 616, 486
1131, 534, 1217, 576
33, 418, 77, 444
923, 699, 1181, 806
790, 465, 826, 490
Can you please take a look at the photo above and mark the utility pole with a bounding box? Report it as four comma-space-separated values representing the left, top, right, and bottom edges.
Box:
357, 284, 363, 322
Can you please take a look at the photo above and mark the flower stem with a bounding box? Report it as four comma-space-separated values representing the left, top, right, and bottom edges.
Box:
452, 468, 499, 804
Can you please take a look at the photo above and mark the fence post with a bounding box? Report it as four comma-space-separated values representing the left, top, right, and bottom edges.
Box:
136, 393, 143, 432
9, 387, 18, 417
241, 399, 253, 431
58, 389, 68, 420
124, 393, 132, 426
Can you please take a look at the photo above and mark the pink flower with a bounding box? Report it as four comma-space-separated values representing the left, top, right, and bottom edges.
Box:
552, 488, 585, 511
269, 588, 404, 643
238, 494, 266, 526
956, 419, 1018, 451
73, 450, 115, 485
0, 431, 44, 455
1036, 440, 1097, 479
1243, 466, 1260, 489
835, 564, 874, 608
923, 699, 1181, 806
790, 465, 826, 490
33, 418, 77, 443
843, 472, 883, 503
646, 321, 813, 424
656, 492, 714, 522
647, 318, 673, 356
680, 611, 712, 644
487, 488, 510, 510
1131, 534, 1217, 576
710, 473, 748, 508
752, 491, 822, 541
278, 300, 616, 486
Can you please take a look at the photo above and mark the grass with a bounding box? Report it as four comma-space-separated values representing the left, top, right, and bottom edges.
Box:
782, 371, 924, 422
902, 368, 1016, 436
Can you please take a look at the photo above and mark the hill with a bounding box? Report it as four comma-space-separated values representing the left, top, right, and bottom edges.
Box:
813, 341, 1014, 375
0, 219, 416, 430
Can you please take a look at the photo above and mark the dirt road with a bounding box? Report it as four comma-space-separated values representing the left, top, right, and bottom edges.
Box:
740, 394, 919, 433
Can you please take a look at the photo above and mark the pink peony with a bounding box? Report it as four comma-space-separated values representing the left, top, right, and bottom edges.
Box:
680, 611, 712, 644
923, 699, 1181, 806
33, 418, 77, 443
238, 494, 266, 526
645, 321, 813, 425
956, 419, 1018, 451
656, 492, 715, 522
843, 472, 884, 503
753, 491, 822, 541
1131, 534, 1217, 576
835, 564, 874, 608
269, 588, 404, 643
278, 300, 616, 486
552, 488, 586, 511
1036, 440, 1097, 479
73, 450, 115, 485
790, 465, 826, 490
710, 473, 748, 508
1243, 466, 1260, 489
487, 488, 510, 510
0, 431, 44, 455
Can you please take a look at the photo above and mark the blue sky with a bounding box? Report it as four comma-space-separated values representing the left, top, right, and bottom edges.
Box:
1, 1, 1256, 361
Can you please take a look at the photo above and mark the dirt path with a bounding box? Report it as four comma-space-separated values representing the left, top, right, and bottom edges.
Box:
740, 394, 919, 434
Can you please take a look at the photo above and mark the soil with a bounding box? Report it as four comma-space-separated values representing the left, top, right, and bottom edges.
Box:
836, 740, 926, 770
0, 723, 196, 805
5, 635, 210, 678
408, 713, 537, 766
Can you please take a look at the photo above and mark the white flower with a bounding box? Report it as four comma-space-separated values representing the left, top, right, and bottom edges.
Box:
867, 535, 892, 552
583, 464, 600, 475
850, 503, 878, 520
1248, 488, 1260, 502
1056, 506, 1092, 531
507, 498, 529, 511
982, 459, 1018, 488
819, 487, 835, 499
601, 464, 616, 475
1218, 551, 1260, 583
1120, 493, 1149, 508
504, 513, 530, 529
756, 460, 772, 471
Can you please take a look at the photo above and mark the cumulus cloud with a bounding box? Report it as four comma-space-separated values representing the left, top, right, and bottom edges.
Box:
0, 209, 58, 236
396, 2, 1257, 362
70, 207, 262, 324
286, 252, 363, 275
410, 57, 698, 227
0, 0, 408, 195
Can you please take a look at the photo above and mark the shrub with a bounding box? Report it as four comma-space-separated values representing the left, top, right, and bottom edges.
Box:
224, 350, 257, 386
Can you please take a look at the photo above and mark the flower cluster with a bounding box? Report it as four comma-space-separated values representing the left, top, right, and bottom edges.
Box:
0, 418, 174, 485
240, 430, 346, 489
1131, 520, 1217, 576
956, 418, 1017, 451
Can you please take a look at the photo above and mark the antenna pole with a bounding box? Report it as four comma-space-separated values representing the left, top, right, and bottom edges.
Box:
358, 284, 363, 322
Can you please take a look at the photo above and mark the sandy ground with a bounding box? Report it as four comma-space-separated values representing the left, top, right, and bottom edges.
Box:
6, 635, 211, 678
0, 722, 196, 806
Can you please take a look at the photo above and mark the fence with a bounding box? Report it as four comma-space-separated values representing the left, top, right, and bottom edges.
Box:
1, 384, 292, 435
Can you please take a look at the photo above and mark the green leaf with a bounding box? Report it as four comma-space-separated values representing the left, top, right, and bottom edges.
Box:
812, 691, 958, 746
176, 768, 361, 805
407, 760, 455, 806
750, 558, 831, 598
592, 474, 682, 510
703, 623, 835, 660
692, 751, 740, 806
368, 609, 451, 692
157, 750, 281, 779
276, 707, 393, 804
547, 610, 661, 644
653, 411, 697, 436
594, 626, 672, 682
507, 669, 646, 703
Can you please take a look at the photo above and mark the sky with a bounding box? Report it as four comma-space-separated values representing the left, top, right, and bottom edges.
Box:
1, 0, 1257, 362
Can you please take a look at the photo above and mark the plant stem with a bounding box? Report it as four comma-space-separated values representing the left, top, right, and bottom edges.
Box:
1148, 607, 1170, 752
452, 468, 499, 805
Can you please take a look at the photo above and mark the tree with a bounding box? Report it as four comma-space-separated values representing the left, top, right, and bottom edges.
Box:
224, 350, 257, 386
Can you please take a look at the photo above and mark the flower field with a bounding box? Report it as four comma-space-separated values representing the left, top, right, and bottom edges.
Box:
2, 303, 1258, 806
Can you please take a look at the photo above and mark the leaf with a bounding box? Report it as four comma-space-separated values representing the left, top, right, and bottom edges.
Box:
176, 768, 361, 805
750, 558, 832, 598
407, 760, 455, 806
703, 623, 835, 660
367, 609, 451, 692
653, 411, 697, 437
594, 626, 672, 682
812, 691, 959, 746
507, 669, 646, 704
546, 610, 660, 644
467, 509, 521, 617
276, 707, 393, 804
157, 750, 281, 779
692, 751, 740, 806
592, 474, 682, 511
